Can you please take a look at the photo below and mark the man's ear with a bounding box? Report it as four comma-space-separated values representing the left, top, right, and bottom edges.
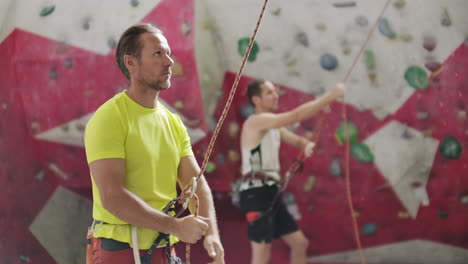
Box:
252, 95, 261, 106
124, 54, 136, 73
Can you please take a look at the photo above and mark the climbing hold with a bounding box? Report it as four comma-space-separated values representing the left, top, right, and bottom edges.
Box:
82, 18, 91, 31
174, 101, 184, 109
439, 136, 462, 160
441, 8, 451, 26
315, 23, 327, 31
107, 38, 116, 49
172, 59, 184, 77
2, 103, 7, 110
378, 18, 397, 40
182, 20, 192, 36
49, 69, 58, 79
335, 121, 359, 144
40, 6, 55, 17
424, 62, 441, 72
296, 32, 309, 47
228, 150, 240, 162
20, 255, 31, 262
130, 0, 140, 7
423, 36, 436, 52
271, 8, 281, 16
398, 211, 410, 219
31, 122, 40, 132
304, 176, 316, 192
362, 223, 377, 235
400, 33, 413, 42
416, 111, 429, 120
401, 128, 414, 139
355, 16, 368, 27
206, 162, 216, 173
64, 57, 73, 68
460, 195, 468, 204
238, 37, 260, 62
393, 0, 406, 9
35, 170, 45, 181
330, 158, 341, 176
283, 192, 301, 220
333, 1, 356, 8
240, 103, 255, 118
438, 211, 449, 219
364, 49, 376, 70
61, 124, 70, 132
404, 66, 429, 90
228, 122, 239, 138
351, 143, 374, 163
320, 54, 338, 71
217, 153, 226, 165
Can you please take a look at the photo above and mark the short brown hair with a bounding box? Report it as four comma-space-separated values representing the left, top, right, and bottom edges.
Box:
116, 23, 162, 80
246, 79, 266, 106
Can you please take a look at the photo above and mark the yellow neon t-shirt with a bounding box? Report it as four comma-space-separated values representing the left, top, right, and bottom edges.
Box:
84, 91, 193, 249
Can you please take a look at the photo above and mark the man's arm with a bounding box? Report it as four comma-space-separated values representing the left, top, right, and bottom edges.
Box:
249, 83, 345, 131
279, 128, 316, 157
178, 155, 225, 263
90, 158, 208, 244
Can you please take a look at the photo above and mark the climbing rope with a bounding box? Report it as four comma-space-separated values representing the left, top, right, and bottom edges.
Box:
281, 1, 393, 264
176, 0, 271, 263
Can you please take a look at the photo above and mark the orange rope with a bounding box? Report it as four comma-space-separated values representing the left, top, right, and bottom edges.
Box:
342, 1, 392, 263
283, 1, 392, 263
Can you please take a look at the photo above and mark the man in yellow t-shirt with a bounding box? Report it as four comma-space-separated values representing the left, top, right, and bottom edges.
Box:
85, 23, 224, 264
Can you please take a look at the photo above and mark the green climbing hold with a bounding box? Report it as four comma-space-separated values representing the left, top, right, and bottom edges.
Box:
304, 176, 316, 192
362, 223, 377, 235
335, 121, 359, 144
441, 8, 451, 27
378, 18, 397, 40
404, 66, 429, 90
438, 210, 449, 219
206, 161, 216, 173
351, 143, 374, 163
40, 6, 55, 17
439, 136, 462, 160
238, 37, 260, 62
20, 255, 30, 262
364, 49, 376, 70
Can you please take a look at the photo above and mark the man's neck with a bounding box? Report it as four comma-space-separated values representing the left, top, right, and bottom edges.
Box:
126, 82, 159, 109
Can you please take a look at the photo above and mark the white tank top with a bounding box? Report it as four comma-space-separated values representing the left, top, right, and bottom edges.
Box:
241, 128, 281, 181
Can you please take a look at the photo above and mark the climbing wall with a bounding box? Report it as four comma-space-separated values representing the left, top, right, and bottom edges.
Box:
0, 0, 209, 263
198, 0, 468, 263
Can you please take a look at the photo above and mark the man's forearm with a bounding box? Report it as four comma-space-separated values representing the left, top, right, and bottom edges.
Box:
101, 188, 178, 235
294, 89, 340, 122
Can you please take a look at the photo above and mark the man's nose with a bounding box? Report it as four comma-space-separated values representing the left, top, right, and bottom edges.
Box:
166, 55, 174, 66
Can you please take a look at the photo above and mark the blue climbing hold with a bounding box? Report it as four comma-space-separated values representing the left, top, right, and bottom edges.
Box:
241, 104, 255, 118
320, 54, 338, 71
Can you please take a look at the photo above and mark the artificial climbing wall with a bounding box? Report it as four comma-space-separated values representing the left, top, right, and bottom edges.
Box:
1, 0, 468, 264
197, 0, 468, 263
0, 0, 212, 263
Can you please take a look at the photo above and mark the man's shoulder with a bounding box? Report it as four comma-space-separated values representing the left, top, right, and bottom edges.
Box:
88, 94, 124, 126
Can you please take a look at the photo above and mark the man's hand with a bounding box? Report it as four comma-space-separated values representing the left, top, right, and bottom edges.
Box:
203, 234, 225, 264
303, 142, 316, 158
173, 215, 209, 244
331, 83, 346, 98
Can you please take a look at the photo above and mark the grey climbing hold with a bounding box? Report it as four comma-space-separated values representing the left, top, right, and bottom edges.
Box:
355, 16, 368, 27
296, 32, 309, 47
320, 54, 338, 71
